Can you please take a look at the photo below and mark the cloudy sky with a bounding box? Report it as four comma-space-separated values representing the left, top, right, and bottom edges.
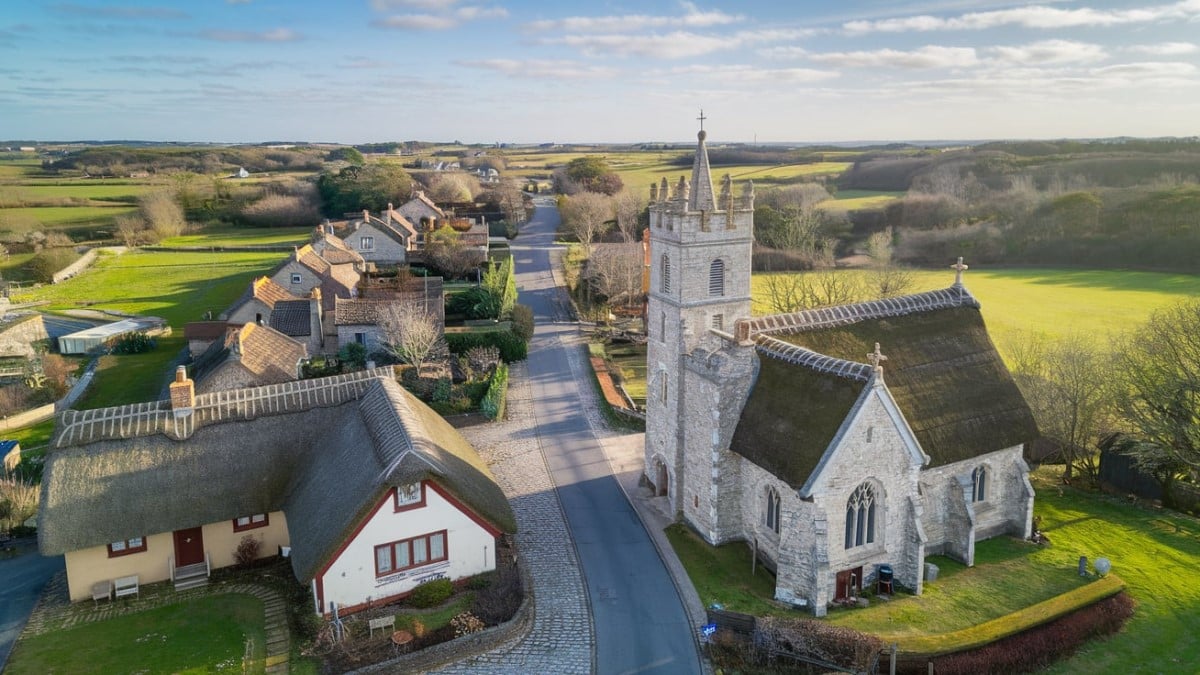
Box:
3, 0, 1199, 143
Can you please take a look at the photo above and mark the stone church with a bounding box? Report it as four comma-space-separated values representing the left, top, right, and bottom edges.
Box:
643, 126, 1039, 615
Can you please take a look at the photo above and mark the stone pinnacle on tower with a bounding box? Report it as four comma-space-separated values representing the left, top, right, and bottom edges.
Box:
689, 109, 716, 212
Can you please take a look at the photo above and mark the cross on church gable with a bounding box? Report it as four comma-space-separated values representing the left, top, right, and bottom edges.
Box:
867, 342, 887, 376
697, 109, 707, 131
951, 257, 969, 286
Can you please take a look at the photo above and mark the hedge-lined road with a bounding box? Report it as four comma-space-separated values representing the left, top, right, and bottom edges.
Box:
510, 199, 701, 673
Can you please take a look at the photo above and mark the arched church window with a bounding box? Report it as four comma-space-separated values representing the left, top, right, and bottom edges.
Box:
972, 466, 987, 502
765, 486, 781, 534
709, 259, 725, 296
661, 254, 671, 293
844, 483, 877, 549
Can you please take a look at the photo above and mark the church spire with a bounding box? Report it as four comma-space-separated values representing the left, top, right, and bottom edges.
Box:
689, 109, 716, 211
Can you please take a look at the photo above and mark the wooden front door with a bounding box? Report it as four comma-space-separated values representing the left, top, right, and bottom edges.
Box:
835, 566, 863, 601
173, 527, 205, 567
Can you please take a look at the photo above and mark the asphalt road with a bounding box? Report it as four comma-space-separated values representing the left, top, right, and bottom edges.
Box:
0, 542, 63, 670
513, 200, 701, 674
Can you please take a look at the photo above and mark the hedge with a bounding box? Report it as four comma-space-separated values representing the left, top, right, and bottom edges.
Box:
899, 574, 1127, 657
480, 362, 509, 420
446, 330, 527, 363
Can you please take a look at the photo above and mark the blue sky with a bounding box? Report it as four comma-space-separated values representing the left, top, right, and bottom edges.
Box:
3, 0, 1199, 143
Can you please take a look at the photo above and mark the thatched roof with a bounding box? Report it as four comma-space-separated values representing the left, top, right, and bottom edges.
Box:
731, 288, 1037, 484
39, 371, 515, 581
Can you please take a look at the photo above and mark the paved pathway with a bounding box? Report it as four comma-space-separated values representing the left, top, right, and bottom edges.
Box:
0, 543, 63, 671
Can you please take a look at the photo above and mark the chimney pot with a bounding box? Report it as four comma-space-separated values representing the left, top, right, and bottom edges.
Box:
169, 366, 195, 413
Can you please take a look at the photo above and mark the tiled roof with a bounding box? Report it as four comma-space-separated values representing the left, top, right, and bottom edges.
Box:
183, 321, 230, 341
334, 298, 389, 326
227, 277, 301, 316
269, 300, 312, 337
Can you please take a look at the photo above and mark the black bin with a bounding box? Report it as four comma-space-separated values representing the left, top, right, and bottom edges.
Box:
877, 564, 894, 594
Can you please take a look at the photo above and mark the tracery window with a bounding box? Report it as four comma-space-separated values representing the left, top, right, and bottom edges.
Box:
844, 483, 877, 549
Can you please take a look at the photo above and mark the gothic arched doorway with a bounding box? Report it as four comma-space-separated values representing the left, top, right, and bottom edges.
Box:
654, 458, 669, 497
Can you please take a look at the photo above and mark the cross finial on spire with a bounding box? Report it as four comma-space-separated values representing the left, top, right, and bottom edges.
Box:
697, 108, 707, 131
868, 342, 888, 377
951, 256, 969, 285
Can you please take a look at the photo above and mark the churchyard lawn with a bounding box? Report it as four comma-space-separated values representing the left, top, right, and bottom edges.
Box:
4, 594, 267, 674
668, 466, 1200, 673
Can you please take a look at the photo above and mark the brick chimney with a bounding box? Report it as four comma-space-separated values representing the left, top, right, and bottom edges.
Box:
169, 365, 195, 414
362, 209, 370, 223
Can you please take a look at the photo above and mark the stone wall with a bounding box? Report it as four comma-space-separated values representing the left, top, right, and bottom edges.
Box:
0, 314, 49, 358
52, 249, 99, 284
919, 445, 1030, 564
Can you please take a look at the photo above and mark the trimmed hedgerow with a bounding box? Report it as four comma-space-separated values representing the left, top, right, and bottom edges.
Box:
918, 591, 1135, 675
480, 362, 509, 420
511, 303, 534, 342
446, 330, 527, 363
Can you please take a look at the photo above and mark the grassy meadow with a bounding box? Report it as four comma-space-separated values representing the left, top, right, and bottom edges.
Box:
751, 267, 1200, 355
158, 225, 313, 248
14, 248, 287, 407
821, 189, 904, 211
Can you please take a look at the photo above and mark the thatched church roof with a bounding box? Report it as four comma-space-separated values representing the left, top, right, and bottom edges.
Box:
39, 371, 515, 581
730, 287, 1038, 487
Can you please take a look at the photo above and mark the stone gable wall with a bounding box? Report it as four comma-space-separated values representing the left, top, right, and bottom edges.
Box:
346, 222, 407, 264
919, 444, 1030, 563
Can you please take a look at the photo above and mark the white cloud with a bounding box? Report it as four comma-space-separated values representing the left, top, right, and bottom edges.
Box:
808, 45, 977, 69
1125, 41, 1198, 55
372, 4, 506, 30
670, 64, 839, 84
1093, 61, 1196, 77
546, 28, 807, 60
524, 1, 742, 33
197, 28, 300, 42
371, 0, 461, 9
989, 40, 1107, 65
843, 1, 1200, 34
456, 58, 618, 79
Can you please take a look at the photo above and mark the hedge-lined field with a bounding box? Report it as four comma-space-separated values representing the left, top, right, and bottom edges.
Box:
751, 267, 1200, 355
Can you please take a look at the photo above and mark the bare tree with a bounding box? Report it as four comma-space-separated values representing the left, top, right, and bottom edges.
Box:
587, 243, 644, 310
559, 192, 613, 258
376, 301, 447, 373
427, 173, 479, 203
115, 214, 148, 247
759, 183, 831, 211
1011, 333, 1115, 480
865, 227, 914, 298
613, 189, 645, 243
761, 271, 865, 314
0, 476, 39, 530
1112, 300, 1200, 472
140, 190, 186, 239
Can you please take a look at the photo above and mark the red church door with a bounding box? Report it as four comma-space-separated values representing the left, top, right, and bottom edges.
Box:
835, 566, 862, 601
173, 527, 205, 567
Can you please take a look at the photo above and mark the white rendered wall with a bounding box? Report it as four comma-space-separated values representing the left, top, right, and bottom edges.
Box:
319, 482, 497, 613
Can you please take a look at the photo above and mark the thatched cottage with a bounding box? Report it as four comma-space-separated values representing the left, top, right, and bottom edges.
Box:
644, 127, 1039, 615
39, 368, 515, 615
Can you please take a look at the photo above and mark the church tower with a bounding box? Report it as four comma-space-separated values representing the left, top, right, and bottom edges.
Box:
644, 118, 755, 516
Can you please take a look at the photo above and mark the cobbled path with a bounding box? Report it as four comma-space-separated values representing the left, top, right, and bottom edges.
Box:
432, 360, 594, 674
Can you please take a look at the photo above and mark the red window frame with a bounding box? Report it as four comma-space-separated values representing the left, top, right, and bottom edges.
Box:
374, 530, 448, 577
233, 513, 270, 532
393, 482, 426, 512
107, 537, 148, 558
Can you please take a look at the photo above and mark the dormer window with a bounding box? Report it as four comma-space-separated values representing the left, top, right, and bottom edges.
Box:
395, 482, 425, 511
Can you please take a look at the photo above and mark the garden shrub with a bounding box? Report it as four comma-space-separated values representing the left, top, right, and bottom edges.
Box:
108, 332, 156, 354
338, 342, 367, 370
446, 330, 526, 363
450, 612, 485, 637
922, 592, 1135, 675
470, 564, 522, 625
234, 535, 262, 567
432, 377, 452, 402
511, 304, 534, 341
9, 524, 37, 538
480, 362, 509, 420
408, 578, 454, 608
26, 248, 80, 283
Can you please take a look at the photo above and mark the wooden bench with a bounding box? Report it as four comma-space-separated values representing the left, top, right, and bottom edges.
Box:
91, 580, 113, 605
113, 575, 139, 600
368, 615, 395, 637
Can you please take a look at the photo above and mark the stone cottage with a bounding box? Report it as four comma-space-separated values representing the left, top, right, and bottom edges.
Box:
644, 126, 1039, 615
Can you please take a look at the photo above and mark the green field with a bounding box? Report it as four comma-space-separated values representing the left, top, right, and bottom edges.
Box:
751, 268, 1200, 354
821, 189, 904, 211
614, 159, 851, 193
13, 248, 287, 408
0, 204, 137, 227
159, 225, 313, 248
1, 183, 157, 201
6, 594, 266, 674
